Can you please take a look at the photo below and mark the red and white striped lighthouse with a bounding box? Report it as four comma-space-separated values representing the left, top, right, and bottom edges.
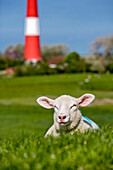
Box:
24, 0, 42, 62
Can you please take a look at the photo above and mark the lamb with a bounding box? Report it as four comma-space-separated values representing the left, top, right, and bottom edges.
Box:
37, 93, 99, 137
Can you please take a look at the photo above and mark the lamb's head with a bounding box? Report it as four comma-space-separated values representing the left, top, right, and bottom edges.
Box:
37, 93, 95, 127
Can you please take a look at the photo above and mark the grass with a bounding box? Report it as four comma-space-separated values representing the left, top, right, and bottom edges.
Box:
0, 127, 113, 170
0, 73, 113, 100
0, 73, 113, 169
0, 104, 113, 138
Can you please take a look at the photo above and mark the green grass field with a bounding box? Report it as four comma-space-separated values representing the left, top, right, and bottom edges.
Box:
0, 73, 113, 169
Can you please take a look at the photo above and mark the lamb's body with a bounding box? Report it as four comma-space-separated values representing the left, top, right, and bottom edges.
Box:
37, 94, 99, 137
45, 110, 99, 137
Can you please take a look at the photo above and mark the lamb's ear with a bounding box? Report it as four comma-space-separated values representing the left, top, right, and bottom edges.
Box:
37, 96, 54, 109
77, 93, 95, 107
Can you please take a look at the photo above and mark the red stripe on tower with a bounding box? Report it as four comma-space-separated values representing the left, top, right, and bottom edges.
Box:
24, 0, 42, 62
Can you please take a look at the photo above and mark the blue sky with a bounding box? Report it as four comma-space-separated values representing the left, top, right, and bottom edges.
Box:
0, 0, 113, 54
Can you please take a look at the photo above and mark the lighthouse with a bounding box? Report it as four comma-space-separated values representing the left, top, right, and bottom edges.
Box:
24, 0, 42, 62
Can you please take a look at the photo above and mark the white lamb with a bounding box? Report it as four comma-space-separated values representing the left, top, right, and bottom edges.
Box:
37, 93, 99, 137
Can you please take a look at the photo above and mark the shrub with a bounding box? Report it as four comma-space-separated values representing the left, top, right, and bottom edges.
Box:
0, 58, 24, 70
25, 64, 39, 76
14, 66, 26, 76
106, 63, 113, 73
6, 58, 24, 67
14, 62, 58, 77
56, 61, 65, 73
65, 51, 80, 64
0, 58, 7, 70
37, 62, 51, 75
64, 52, 91, 73
65, 60, 85, 73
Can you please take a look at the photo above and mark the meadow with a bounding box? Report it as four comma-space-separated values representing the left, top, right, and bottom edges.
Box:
0, 73, 113, 169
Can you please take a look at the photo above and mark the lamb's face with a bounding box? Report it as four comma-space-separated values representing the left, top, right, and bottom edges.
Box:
53, 95, 77, 126
37, 93, 95, 127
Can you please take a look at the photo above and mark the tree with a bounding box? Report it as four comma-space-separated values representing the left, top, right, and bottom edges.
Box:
64, 51, 90, 73
14, 44, 24, 57
65, 52, 80, 63
41, 44, 70, 62
89, 35, 113, 58
0, 51, 3, 58
4, 44, 24, 60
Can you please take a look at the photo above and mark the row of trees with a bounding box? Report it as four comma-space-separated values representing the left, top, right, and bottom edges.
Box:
0, 34, 113, 75
14, 52, 91, 76
0, 34, 113, 60
0, 44, 69, 60
0, 43, 69, 71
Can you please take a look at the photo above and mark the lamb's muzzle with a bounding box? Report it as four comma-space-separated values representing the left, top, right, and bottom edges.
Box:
37, 93, 99, 137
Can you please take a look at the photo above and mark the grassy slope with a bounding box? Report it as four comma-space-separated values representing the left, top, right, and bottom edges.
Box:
0, 73, 113, 101
0, 73, 113, 169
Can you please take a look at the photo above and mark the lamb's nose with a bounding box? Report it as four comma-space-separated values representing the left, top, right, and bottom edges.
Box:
58, 115, 67, 121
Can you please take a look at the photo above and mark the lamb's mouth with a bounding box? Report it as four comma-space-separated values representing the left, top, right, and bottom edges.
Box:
59, 121, 70, 126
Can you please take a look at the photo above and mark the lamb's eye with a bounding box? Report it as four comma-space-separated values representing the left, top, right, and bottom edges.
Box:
54, 106, 58, 109
70, 104, 77, 109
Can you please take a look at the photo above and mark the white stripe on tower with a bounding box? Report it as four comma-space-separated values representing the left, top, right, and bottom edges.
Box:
25, 17, 40, 36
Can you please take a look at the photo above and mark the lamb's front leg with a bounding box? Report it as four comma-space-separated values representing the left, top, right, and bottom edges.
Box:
44, 124, 59, 137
